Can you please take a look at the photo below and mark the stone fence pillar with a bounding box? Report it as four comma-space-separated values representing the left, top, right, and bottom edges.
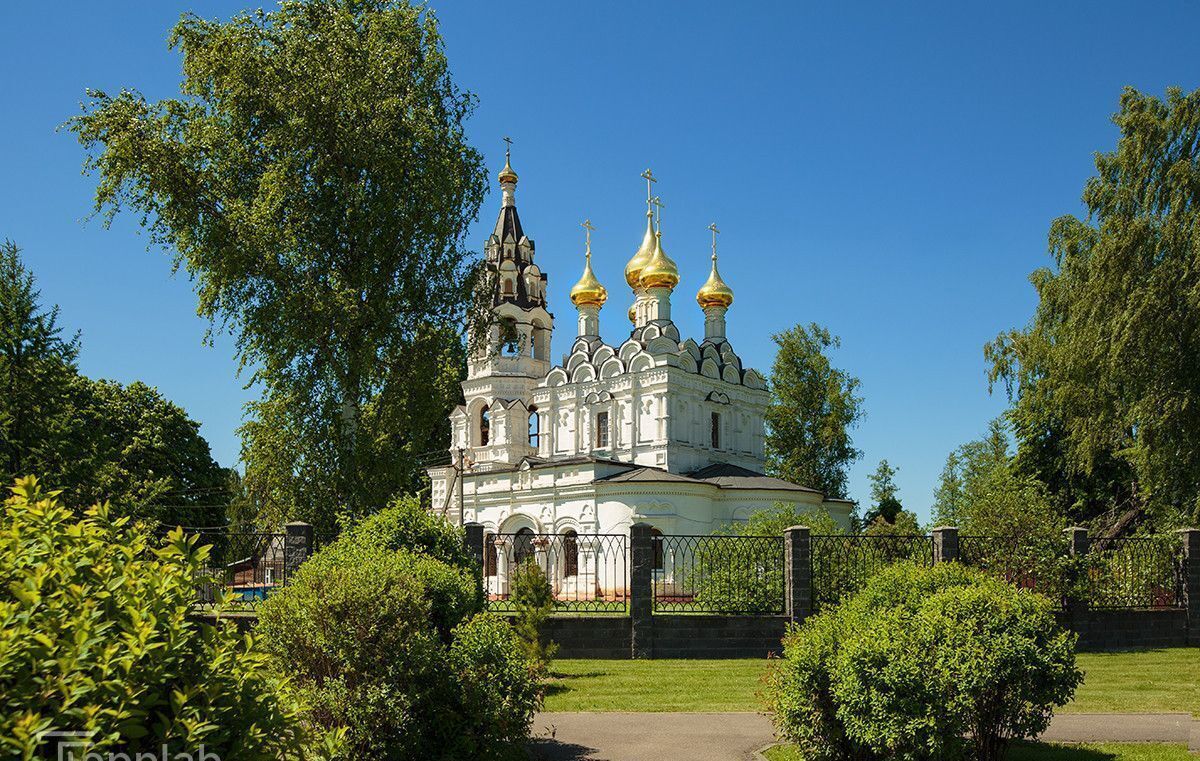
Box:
1063, 527, 1090, 616
283, 521, 314, 582
630, 522, 654, 659
784, 526, 812, 622
932, 526, 960, 564
1178, 528, 1200, 644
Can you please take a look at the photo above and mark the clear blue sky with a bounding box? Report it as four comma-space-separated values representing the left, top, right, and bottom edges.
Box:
2, 2, 1198, 521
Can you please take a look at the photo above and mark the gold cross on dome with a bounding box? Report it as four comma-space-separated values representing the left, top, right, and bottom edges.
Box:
641, 168, 657, 209
651, 196, 664, 227
708, 222, 720, 260
503, 135, 513, 157
582, 219, 595, 255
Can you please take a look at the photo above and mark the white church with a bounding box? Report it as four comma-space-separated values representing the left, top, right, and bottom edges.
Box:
428, 150, 854, 555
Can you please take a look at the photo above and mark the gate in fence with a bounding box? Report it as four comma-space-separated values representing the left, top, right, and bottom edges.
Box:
484, 531, 628, 613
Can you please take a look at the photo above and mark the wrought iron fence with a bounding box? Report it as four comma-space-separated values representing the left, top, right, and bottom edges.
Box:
958, 534, 1073, 605
1085, 536, 1185, 609
178, 530, 289, 612
653, 534, 786, 614
810, 534, 933, 611
485, 532, 628, 613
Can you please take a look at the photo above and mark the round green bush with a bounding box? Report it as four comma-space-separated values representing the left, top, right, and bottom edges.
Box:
768, 562, 1081, 761
257, 513, 540, 760
0, 477, 322, 760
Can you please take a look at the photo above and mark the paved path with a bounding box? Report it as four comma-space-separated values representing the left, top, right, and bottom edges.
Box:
528, 712, 1199, 761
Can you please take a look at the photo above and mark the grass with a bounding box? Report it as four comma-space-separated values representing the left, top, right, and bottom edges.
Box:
763, 743, 1193, 761
542, 648, 1200, 714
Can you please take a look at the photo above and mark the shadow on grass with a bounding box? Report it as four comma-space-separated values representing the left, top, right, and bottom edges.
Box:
1007, 741, 1118, 760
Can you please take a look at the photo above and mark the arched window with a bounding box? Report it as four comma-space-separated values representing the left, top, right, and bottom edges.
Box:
500, 317, 520, 356
710, 412, 721, 449
651, 528, 664, 571
562, 529, 578, 577
484, 532, 497, 577
479, 405, 490, 446
513, 527, 535, 566
528, 405, 540, 448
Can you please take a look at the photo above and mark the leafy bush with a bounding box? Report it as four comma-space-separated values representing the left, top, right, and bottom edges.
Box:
510, 557, 558, 668
0, 477, 326, 760
769, 562, 1081, 761
341, 493, 477, 571
257, 519, 540, 760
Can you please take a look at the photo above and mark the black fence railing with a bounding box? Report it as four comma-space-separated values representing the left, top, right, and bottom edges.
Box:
653, 534, 786, 614
484, 532, 628, 613
1085, 536, 1185, 609
810, 534, 934, 611
958, 534, 1074, 605
180, 530, 289, 612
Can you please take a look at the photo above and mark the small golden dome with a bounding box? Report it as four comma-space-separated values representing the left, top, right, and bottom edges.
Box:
627, 303, 636, 324
624, 212, 656, 289
639, 231, 679, 290
569, 252, 607, 308
697, 254, 734, 309
497, 153, 518, 184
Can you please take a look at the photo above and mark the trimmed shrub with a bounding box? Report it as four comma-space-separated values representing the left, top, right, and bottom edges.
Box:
341, 493, 475, 570
0, 477, 326, 760
768, 562, 1081, 761
510, 557, 558, 668
257, 523, 540, 760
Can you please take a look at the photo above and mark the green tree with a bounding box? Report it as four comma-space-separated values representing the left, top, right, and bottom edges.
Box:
863, 459, 903, 526
69, 0, 487, 535
765, 323, 864, 499
0, 240, 80, 487
987, 86, 1200, 529
64, 377, 231, 527
1, 243, 228, 523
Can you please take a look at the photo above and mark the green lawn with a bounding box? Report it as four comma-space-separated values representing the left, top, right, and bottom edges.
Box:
543, 648, 1200, 713
764, 743, 1192, 761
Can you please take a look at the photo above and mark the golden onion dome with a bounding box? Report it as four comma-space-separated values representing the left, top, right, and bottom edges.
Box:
624, 211, 657, 289
497, 153, 519, 184
569, 251, 607, 308
639, 231, 680, 290
627, 303, 637, 324
696, 254, 734, 309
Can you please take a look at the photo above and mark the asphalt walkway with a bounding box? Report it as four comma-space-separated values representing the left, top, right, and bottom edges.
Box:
528, 712, 1199, 761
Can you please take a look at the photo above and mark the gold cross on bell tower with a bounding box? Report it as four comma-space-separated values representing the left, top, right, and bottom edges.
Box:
503, 135, 513, 158
708, 222, 720, 260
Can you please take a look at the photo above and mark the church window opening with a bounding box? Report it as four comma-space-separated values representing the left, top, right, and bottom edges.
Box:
513, 527, 535, 566
651, 528, 664, 571
499, 317, 520, 356
501, 278, 514, 296
484, 532, 497, 577
562, 529, 578, 577
595, 411, 610, 448
479, 405, 490, 446
711, 412, 721, 449
528, 406, 540, 447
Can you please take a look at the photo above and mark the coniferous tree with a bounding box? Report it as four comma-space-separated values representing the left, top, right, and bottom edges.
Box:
0, 240, 80, 485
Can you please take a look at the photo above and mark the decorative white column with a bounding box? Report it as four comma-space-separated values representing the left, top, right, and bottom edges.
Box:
703, 304, 728, 341
577, 304, 600, 337
644, 286, 672, 322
